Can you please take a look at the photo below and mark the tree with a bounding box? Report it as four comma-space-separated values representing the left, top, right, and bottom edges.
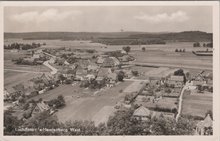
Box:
203, 43, 206, 47
174, 69, 184, 76
107, 108, 145, 135
4, 110, 22, 135
175, 49, 179, 52
132, 70, 139, 76
117, 71, 125, 81
193, 42, 200, 47
205, 110, 213, 119
142, 47, 146, 52
58, 74, 66, 82
122, 46, 131, 53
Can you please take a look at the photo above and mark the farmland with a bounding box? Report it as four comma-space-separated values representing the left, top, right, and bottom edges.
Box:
182, 91, 213, 118
4, 70, 42, 88
29, 81, 132, 125
131, 50, 212, 70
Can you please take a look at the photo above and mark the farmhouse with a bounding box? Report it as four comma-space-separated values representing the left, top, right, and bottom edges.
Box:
96, 56, 107, 64
88, 63, 99, 72
133, 106, 152, 121
107, 72, 118, 85
32, 101, 50, 115
40, 73, 55, 86
102, 57, 120, 68
196, 114, 213, 135
167, 75, 184, 87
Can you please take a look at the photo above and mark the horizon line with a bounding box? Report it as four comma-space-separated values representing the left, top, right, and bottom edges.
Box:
4, 30, 212, 34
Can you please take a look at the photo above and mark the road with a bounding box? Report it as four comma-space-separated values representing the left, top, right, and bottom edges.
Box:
43, 60, 58, 75
124, 78, 150, 83
175, 81, 190, 121
125, 62, 212, 71
4, 68, 45, 74
42, 51, 58, 75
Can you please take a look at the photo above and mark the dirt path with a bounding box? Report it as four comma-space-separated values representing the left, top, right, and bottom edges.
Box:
4, 68, 44, 74
175, 81, 190, 121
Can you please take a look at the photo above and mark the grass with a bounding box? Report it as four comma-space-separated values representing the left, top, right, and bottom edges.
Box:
4, 70, 41, 88
182, 91, 212, 118
29, 81, 132, 124
136, 97, 178, 110
130, 50, 212, 70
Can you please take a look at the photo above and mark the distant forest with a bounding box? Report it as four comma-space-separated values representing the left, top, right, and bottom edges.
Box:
5, 31, 212, 45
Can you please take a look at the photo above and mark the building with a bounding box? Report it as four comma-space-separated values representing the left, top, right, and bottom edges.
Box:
133, 106, 152, 121
40, 73, 55, 86
96, 56, 106, 64
32, 101, 50, 115
167, 75, 184, 87
196, 114, 213, 135
107, 72, 118, 86
102, 57, 120, 68
87, 63, 99, 72
191, 71, 207, 86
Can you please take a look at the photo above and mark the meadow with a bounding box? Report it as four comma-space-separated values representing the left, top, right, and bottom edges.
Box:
29, 81, 132, 125
182, 91, 213, 118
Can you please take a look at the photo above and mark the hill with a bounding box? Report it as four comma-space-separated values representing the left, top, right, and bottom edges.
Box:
4, 31, 212, 43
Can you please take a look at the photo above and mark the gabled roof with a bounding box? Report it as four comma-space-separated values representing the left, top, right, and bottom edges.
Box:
102, 57, 120, 67
197, 114, 213, 128
108, 72, 118, 80
133, 106, 151, 117
35, 101, 50, 112
97, 68, 109, 78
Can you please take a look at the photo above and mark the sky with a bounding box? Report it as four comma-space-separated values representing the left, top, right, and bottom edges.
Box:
4, 6, 213, 33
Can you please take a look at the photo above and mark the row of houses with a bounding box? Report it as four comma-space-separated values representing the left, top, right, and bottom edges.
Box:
4, 73, 57, 102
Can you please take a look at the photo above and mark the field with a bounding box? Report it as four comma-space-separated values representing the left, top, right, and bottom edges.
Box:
29, 81, 132, 125
131, 50, 212, 70
182, 91, 213, 118
135, 97, 178, 110
4, 70, 42, 88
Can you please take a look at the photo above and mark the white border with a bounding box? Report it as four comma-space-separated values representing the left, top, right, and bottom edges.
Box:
0, 1, 219, 141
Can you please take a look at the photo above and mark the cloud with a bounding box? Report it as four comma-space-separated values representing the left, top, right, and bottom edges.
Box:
10, 8, 82, 23
134, 11, 189, 23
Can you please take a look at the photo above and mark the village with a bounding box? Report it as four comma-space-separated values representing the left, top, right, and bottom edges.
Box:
4, 43, 213, 135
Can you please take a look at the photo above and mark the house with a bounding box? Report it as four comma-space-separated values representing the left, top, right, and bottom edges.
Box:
191, 71, 207, 86
96, 56, 106, 64
88, 63, 99, 73
118, 55, 134, 62
32, 101, 50, 115
107, 72, 118, 86
75, 66, 88, 81
48, 57, 56, 64
64, 60, 70, 65
167, 75, 184, 87
195, 114, 213, 135
85, 74, 96, 82
61, 67, 76, 79
40, 73, 54, 86
133, 106, 152, 121
102, 57, 120, 68
121, 50, 127, 54
97, 68, 109, 79
4, 89, 12, 100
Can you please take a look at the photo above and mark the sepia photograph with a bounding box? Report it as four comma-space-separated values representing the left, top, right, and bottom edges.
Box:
1, 1, 219, 139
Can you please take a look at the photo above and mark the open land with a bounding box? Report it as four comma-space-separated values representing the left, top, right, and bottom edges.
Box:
29, 81, 132, 125
182, 91, 213, 118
